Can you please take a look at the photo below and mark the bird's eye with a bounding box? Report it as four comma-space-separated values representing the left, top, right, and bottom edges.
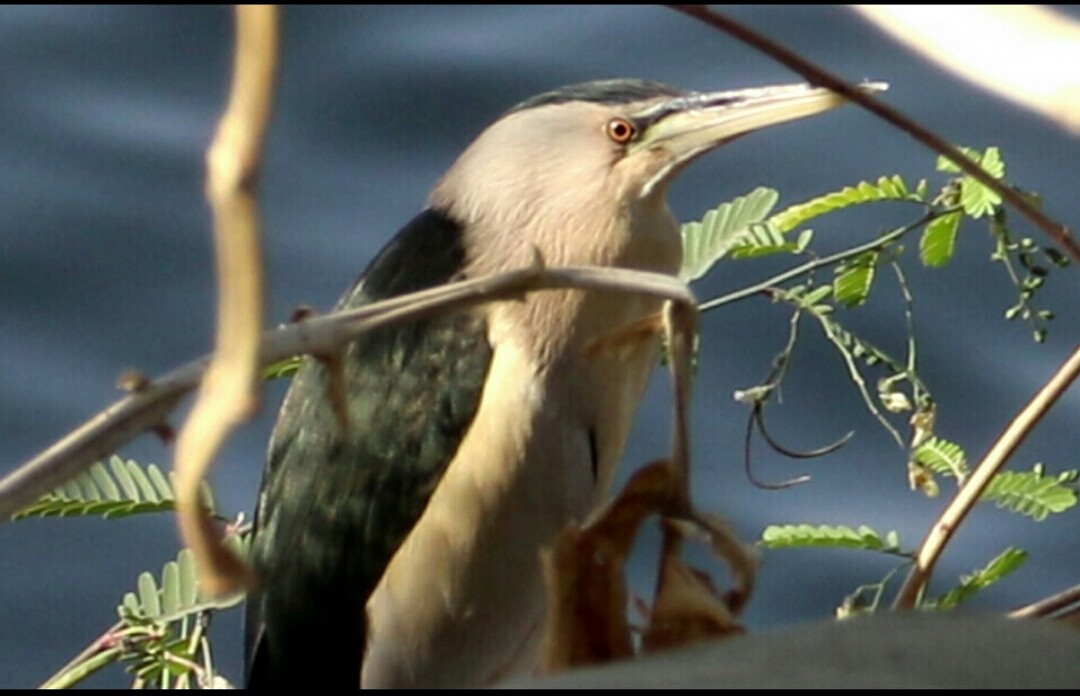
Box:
606, 117, 636, 144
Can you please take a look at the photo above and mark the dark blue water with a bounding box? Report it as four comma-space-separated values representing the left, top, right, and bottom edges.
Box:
1, 6, 1077, 687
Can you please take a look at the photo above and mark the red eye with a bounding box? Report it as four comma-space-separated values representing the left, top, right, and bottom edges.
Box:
606, 117, 636, 144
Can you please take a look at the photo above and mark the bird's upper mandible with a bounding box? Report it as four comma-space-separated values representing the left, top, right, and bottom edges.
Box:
245, 78, 863, 688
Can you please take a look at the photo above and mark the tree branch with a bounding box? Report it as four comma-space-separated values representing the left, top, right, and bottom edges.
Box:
893, 343, 1080, 609
0, 266, 696, 522
1008, 581, 1080, 620
667, 5, 1080, 264
175, 5, 279, 595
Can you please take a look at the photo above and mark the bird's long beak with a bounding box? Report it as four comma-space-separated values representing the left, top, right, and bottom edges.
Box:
630, 81, 887, 164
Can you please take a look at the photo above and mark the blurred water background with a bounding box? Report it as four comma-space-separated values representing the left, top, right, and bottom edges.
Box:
1, 6, 1077, 687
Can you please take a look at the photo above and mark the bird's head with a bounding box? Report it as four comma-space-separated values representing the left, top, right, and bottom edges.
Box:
429, 79, 881, 269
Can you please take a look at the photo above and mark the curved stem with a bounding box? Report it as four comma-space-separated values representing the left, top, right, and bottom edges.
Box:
893, 343, 1080, 609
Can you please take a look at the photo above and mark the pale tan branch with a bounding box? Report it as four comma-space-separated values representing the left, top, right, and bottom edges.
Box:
1009, 582, 1080, 620
893, 343, 1080, 609
663, 301, 698, 511
0, 266, 695, 522
175, 5, 279, 595
854, 6, 1080, 135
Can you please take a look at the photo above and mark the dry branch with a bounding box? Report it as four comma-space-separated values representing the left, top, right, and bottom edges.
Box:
893, 343, 1080, 609
175, 5, 279, 595
0, 266, 696, 522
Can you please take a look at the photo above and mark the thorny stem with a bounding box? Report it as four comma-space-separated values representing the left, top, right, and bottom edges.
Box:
0, 266, 695, 521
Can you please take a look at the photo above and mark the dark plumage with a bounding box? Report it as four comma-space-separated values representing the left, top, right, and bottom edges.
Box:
507, 78, 686, 114
246, 208, 492, 688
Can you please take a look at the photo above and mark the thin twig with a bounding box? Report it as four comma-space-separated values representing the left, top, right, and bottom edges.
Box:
0, 266, 695, 521
812, 309, 904, 448
1008, 582, 1080, 620
663, 301, 698, 511
893, 343, 1080, 609
174, 5, 279, 596
739, 308, 813, 490
40, 620, 124, 689
0, 215, 930, 522
889, 260, 922, 407
667, 5, 1080, 264
698, 215, 929, 313
742, 406, 810, 491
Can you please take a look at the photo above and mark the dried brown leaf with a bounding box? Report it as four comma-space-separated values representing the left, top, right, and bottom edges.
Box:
538, 461, 679, 673
642, 519, 744, 653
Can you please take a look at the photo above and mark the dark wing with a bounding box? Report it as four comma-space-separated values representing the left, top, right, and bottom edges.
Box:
245, 208, 492, 688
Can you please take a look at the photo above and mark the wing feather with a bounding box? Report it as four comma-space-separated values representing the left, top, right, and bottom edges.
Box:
246, 208, 492, 687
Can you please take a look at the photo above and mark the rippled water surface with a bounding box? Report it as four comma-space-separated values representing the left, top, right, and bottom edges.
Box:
1, 7, 1077, 687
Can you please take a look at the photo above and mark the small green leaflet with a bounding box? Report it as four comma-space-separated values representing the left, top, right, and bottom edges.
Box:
121, 545, 245, 622
679, 187, 779, 281
920, 211, 962, 267
760, 523, 901, 553
912, 436, 969, 479
933, 547, 1027, 609
833, 252, 879, 307
769, 175, 918, 233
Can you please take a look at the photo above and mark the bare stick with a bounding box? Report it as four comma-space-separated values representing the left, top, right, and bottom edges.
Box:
664, 300, 698, 511
667, 5, 1080, 264
1009, 582, 1080, 620
174, 5, 278, 595
893, 343, 1080, 609
0, 266, 695, 522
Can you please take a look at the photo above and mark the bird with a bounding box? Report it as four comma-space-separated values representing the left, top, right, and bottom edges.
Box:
245, 78, 863, 688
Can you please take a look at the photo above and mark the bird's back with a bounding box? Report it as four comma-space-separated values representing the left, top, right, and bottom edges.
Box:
245, 208, 493, 687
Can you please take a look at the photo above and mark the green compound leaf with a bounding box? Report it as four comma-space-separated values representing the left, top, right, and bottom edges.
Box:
679, 187, 779, 281
11, 456, 214, 521
982, 469, 1078, 521
761, 524, 901, 553
912, 436, 969, 479
770, 175, 919, 234
920, 211, 962, 267
728, 222, 811, 260
933, 547, 1027, 609
913, 444, 1076, 521
120, 542, 247, 623
833, 251, 879, 307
